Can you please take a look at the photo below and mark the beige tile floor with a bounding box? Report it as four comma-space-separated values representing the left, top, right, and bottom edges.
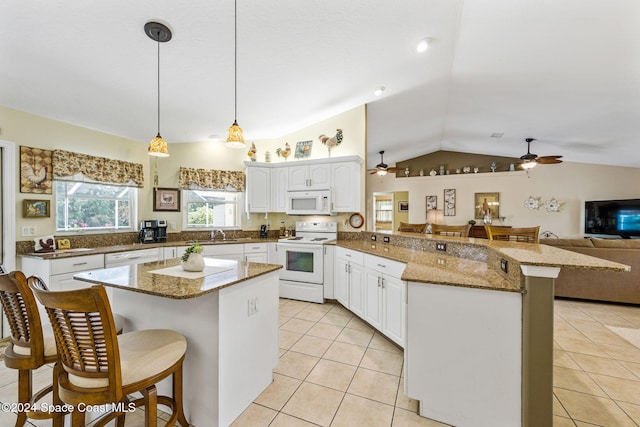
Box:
1, 298, 640, 426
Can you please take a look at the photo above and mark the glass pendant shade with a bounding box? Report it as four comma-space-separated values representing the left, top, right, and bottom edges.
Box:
226, 120, 245, 148
149, 133, 169, 157
521, 160, 537, 170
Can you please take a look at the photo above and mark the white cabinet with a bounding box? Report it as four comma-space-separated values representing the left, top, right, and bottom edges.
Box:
246, 166, 271, 212
244, 242, 268, 263
200, 243, 245, 261
22, 254, 105, 292
334, 247, 364, 314
364, 254, 406, 347
288, 163, 331, 190
163, 246, 178, 260
271, 167, 289, 212
331, 161, 361, 212
323, 245, 335, 300
267, 242, 279, 264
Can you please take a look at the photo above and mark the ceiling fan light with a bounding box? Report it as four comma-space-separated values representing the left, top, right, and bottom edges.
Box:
225, 120, 246, 148
521, 160, 537, 170
376, 169, 387, 176
416, 38, 430, 52
149, 134, 169, 157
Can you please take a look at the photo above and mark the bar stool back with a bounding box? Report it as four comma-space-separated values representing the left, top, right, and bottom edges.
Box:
485, 225, 541, 243
431, 224, 471, 237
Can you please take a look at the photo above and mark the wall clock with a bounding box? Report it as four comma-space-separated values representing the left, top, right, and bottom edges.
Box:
349, 213, 364, 228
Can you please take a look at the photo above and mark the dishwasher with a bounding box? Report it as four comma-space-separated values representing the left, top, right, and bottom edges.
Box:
105, 247, 161, 267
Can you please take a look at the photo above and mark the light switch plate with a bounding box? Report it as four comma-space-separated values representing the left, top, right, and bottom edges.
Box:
436, 242, 447, 252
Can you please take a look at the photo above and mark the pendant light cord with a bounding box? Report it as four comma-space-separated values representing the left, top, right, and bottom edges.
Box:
157, 32, 161, 135
234, 0, 238, 122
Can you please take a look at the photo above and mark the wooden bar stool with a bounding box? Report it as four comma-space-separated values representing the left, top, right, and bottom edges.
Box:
31, 284, 189, 427
0, 271, 64, 427
485, 225, 540, 243
431, 224, 471, 237
26, 275, 125, 334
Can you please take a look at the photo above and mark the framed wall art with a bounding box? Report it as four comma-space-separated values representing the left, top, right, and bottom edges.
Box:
398, 201, 409, 212
294, 140, 313, 159
23, 199, 50, 218
153, 187, 181, 212
426, 195, 437, 212
475, 192, 500, 219
444, 189, 456, 216
20, 146, 53, 194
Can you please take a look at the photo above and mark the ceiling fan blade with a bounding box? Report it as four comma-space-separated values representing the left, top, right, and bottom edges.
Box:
386, 167, 399, 173
536, 158, 563, 164
538, 155, 563, 160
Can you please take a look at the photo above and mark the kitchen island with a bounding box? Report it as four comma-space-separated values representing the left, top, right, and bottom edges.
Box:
74, 257, 282, 427
335, 235, 629, 427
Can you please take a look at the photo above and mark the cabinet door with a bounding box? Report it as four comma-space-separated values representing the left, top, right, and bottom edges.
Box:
382, 275, 406, 347
267, 242, 279, 264
246, 166, 271, 212
309, 164, 331, 189
245, 252, 267, 263
323, 245, 335, 300
364, 270, 383, 330
163, 247, 178, 260
349, 262, 365, 318
331, 162, 361, 212
288, 165, 309, 190
334, 257, 350, 307
272, 167, 289, 212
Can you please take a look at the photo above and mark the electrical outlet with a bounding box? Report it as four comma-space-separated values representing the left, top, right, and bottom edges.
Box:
21, 226, 37, 237
248, 297, 258, 316
500, 258, 509, 274
437, 258, 446, 266
169, 221, 176, 230
436, 242, 447, 252
383, 236, 390, 243
371, 235, 377, 241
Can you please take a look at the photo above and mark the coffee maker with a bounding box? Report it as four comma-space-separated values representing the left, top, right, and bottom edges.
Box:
139, 219, 168, 243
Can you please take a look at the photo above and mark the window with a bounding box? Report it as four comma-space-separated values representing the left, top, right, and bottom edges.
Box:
55, 181, 136, 231
184, 189, 241, 229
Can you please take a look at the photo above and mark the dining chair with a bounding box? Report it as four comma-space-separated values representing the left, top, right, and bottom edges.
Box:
30, 284, 189, 427
485, 225, 540, 243
431, 224, 471, 237
397, 222, 428, 233
0, 270, 64, 427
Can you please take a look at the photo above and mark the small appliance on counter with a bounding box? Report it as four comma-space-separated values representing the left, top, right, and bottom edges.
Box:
260, 224, 269, 238
139, 219, 167, 243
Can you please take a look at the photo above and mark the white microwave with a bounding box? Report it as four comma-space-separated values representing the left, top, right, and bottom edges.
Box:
286, 190, 332, 215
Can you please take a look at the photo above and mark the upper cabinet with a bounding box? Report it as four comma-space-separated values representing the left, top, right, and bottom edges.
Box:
288, 163, 331, 190
245, 166, 271, 213
244, 156, 363, 214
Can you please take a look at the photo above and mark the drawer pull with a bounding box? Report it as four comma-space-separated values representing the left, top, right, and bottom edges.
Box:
73, 262, 88, 266
377, 263, 386, 268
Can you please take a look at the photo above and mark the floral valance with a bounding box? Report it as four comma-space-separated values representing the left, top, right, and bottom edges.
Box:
52, 149, 144, 188
179, 167, 245, 192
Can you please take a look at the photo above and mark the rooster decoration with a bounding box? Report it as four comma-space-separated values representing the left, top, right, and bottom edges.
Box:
318, 129, 343, 156
21, 163, 48, 186
276, 142, 291, 161
247, 142, 257, 161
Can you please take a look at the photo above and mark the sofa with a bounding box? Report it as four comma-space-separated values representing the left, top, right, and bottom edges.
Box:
540, 238, 640, 304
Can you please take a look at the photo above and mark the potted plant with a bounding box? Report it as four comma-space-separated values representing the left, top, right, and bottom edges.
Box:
181, 241, 204, 272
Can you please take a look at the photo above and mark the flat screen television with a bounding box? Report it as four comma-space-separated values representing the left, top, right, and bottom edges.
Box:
585, 199, 640, 238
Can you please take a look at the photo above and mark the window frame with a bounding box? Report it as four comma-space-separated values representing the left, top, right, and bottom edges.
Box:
182, 189, 243, 230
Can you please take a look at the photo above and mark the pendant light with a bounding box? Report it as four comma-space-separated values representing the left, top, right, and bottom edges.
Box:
226, 0, 246, 148
145, 21, 172, 157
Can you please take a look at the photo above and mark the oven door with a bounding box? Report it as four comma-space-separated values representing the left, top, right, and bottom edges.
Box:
278, 243, 324, 284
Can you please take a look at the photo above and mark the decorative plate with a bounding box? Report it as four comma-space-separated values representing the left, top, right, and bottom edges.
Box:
349, 213, 364, 228
544, 198, 562, 212
524, 196, 540, 210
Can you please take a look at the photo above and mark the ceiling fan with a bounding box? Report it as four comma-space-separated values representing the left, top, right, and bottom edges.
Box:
369, 151, 399, 175
518, 138, 563, 169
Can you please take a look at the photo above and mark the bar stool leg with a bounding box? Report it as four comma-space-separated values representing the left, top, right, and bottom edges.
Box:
173, 366, 189, 427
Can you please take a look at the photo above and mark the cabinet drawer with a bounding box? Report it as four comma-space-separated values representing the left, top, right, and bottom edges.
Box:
244, 242, 268, 253
202, 243, 244, 256
364, 254, 406, 278
335, 247, 364, 265
50, 254, 105, 275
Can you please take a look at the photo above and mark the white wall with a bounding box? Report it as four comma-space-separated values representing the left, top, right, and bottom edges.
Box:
367, 162, 640, 238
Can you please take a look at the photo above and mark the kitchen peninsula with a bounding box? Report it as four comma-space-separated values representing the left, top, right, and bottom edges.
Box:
74, 257, 282, 427
335, 233, 629, 427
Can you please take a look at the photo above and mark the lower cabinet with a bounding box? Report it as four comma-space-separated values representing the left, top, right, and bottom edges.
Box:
21, 254, 105, 292
335, 249, 407, 348
244, 242, 268, 263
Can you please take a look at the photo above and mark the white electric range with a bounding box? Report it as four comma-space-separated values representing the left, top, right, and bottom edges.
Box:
278, 221, 337, 303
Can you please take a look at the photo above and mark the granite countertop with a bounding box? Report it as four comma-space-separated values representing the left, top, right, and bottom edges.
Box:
20, 238, 279, 260
73, 257, 282, 299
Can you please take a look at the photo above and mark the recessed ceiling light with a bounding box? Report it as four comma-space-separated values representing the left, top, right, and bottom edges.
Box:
374, 86, 385, 96
416, 38, 430, 53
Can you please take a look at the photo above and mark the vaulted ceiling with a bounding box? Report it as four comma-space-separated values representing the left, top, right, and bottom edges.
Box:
2, 0, 639, 169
